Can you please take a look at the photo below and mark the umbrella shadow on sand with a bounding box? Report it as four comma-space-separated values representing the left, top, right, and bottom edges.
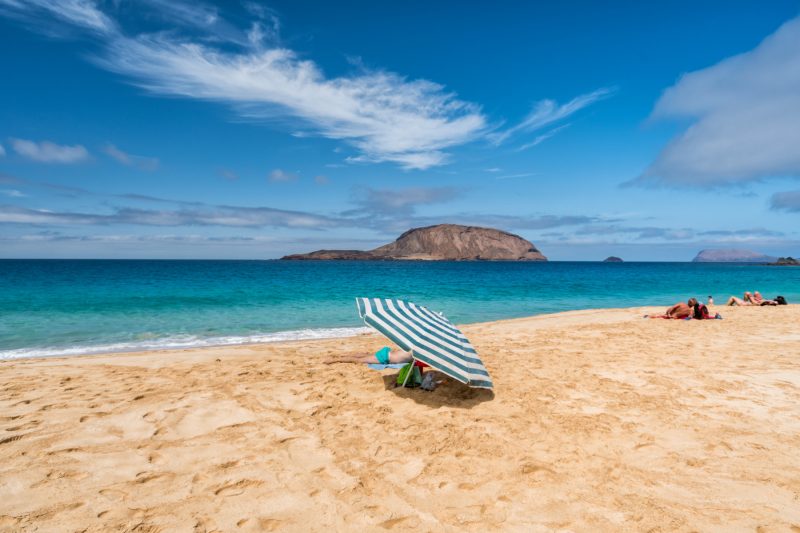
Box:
381, 372, 494, 409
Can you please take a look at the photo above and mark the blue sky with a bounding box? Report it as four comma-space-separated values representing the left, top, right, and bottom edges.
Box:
1, 0, 800, 260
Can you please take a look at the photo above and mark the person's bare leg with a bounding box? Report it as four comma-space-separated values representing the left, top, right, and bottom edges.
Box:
388, 350, 413, 364
324, 348, 412, 365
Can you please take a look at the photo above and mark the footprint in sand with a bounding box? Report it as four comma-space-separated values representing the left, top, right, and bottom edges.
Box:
379, 516, 413, 529
256, 518, 283, 531
0, 434, 25, 445
214, 479, 264, 497
98, 488, 128, 502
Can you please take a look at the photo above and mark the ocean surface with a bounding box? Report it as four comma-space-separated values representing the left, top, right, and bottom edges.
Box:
2, 259, 799, 360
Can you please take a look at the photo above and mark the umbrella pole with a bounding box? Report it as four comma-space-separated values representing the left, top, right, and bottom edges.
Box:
401, 356, 416, 388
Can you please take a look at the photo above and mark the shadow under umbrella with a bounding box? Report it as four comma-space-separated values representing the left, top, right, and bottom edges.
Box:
381, 371, 495, 409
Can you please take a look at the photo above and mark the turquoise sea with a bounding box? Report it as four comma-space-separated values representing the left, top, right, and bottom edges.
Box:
1, 259, 798, 359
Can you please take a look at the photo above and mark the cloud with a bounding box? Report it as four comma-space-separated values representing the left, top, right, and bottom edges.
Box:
364, 212, 606, 235
0, 231, 390, 259
494, 172, 536, 180
771, 190, 800, 212
575, 224, 694, 241
218, 168, 239, 181
103, 143, 159, 171
268, 169, 298, 182
462, 214, 603, 230
0, 204, 338, 229
637, 16, 800, 187
570, 224, 785, 243
0, 1, 487, 170
134, 0, 219, 29
490, 88, 613, 146
0, 0, 116, 35
516, 123, 571, 151
10, 138, 89, 163
348, 186, 462, 216
1, 189, 26, 198
0, 143, 5, 157
697, 228, 784, 238
111, 39, 489, 169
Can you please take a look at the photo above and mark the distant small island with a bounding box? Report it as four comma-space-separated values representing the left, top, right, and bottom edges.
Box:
769, 257, 800, 266
282, 224, 548, 261
692, 249, 777, 263
603, 256, 623, 263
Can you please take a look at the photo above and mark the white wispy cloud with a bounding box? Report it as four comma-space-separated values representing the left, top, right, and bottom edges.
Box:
494, 172, 536, 180
0, 0, 116, 34
1, 189, 26, 198
10, 138, 89, 163
637, 16, 800, 187
102, 37, 487, 169
0, 1, 487, 170
490, 88, 613, 146
268, 169, 298, 182
135, 0, 219, 29
103, 143, 159, 171
516, 123, 571, 151
0, 143, 5, 157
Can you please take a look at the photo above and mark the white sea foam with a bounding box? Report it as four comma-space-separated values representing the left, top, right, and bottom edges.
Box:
0, 326, 372, 360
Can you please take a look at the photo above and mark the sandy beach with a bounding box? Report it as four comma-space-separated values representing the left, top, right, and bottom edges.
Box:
2, 305, 800, 532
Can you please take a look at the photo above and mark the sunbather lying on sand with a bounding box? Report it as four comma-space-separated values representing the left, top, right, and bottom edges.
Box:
752, 291, 778, 306
646, 298, 722, 319
647, 298, 698, 319
727, 291, 778, 306
727, 292, 755, 306
325, 346, 413, 365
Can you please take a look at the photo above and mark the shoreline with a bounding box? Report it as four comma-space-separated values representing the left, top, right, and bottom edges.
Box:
1, 304, 687, 362
2, 304, 799, 530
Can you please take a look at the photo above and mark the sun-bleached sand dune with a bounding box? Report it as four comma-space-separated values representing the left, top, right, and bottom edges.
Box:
1, 305, 800, 531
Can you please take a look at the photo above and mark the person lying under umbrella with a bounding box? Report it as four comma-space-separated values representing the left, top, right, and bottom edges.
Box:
325, 346, 413, 365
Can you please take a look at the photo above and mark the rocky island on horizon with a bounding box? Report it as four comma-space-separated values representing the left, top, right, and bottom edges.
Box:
281, 224, 548, 261
603, 256, 623, 263
692, 249, 777, 263
769, 257, 800, 266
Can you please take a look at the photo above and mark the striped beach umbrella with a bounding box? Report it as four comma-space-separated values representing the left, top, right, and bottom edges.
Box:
355, 297, 493, 389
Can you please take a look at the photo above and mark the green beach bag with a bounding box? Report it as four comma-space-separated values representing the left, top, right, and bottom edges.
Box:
396, 363, 422, 388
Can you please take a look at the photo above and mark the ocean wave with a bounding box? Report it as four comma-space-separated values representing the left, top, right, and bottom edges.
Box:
0, 326, 372, 360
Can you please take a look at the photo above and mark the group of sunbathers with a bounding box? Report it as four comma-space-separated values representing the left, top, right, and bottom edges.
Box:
649, 291, 788, 320
649, 298, 721, 320
725, 291, 786, 306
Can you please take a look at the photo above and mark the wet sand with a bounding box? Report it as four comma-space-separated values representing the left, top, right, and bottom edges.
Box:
1, 305, 799, 531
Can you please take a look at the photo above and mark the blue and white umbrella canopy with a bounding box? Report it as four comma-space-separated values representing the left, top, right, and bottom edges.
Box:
356, 297, 493, 389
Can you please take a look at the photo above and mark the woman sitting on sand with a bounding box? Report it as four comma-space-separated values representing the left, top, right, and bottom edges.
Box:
325, 346, 413, 365
691, 300, 722, 320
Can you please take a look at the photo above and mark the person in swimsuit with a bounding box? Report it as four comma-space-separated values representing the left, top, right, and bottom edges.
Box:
647, 298, 698, 319
726, 292, 754, 306
752, 291, 778, 306
666, 298, 697, 318
325, 346, 413, 365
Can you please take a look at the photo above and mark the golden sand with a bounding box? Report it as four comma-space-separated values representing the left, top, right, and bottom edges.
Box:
1, 305, 800, 532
